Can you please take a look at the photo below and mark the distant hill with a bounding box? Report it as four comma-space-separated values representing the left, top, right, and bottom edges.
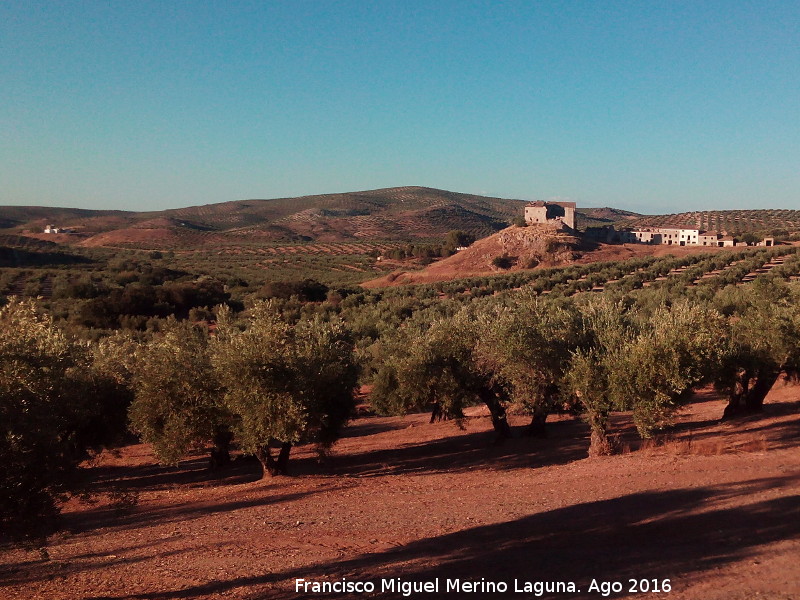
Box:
576, 207, 642, 229
0, 206, 131, 230
3, 192, 795, 254
0, 187, 528, 249
626, 209, 800, 234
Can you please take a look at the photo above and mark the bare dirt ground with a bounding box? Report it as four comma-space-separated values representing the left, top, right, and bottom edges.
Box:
2, 383, 798, 600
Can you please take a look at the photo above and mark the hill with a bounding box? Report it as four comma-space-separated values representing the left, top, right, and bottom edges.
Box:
626, 209, 800, 234
364, 224, 581, 287
0, 187, 527, 248
576, 206, 642, 228
7, 193, 800, 288
0, 206, 131, 231
362, 221, 770, 288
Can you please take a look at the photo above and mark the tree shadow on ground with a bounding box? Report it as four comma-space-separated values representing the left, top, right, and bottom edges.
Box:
1, 485, 338, 587
63, 486, 332, 541
338, 417, 410, 440
292, 417, 591, 478
89, 454, 263, 494
666, 398, 800, 451
0, 545, 193, 588
64, 415, 591, 542
85, 473, 800, 600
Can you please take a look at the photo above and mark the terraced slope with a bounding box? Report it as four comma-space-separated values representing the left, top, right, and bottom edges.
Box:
575, 206, 642, 229
626, 209, 800, 234
154, 187, 525, 242
0, 207, 132, 231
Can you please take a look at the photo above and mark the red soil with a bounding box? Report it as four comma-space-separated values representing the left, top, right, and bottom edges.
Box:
78, 228, 181, 248
1, 383, 798, 600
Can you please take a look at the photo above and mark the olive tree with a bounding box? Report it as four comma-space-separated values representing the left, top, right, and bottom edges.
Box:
212, 302, 358, 477
715, 279, 800, 418
567, 297, 728, 456
614, 300, 727, 437
475, 294, 581, 437
565, 298, 634, 456
128, 319, 232, 467
371, 307, 513, 439
0, 300, 125, 542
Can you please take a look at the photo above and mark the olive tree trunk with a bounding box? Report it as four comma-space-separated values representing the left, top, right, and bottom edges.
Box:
587, 410, 613, 457
722, 369, 750, 420
526, 405, 549, 438
209, 428, 233, 469
479, 389, 512, 441
744, 369, 780, 412
254, 442, 292, 478
723, 368, 779, 418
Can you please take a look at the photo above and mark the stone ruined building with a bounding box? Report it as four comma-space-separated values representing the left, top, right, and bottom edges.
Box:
524, 201, 576, 230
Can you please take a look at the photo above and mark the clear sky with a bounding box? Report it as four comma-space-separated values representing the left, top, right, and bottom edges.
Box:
2, 1, 798, 214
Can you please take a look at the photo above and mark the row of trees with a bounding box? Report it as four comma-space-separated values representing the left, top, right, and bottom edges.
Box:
0, 299, 357, 542
129, 304, 358, 477
77, 277, 233, 329
370, 279, 800, 456
381, 230, 477, 260
3, 273, 799, 543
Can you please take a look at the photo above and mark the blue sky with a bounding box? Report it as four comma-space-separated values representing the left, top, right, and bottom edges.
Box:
1, 1, 798, 214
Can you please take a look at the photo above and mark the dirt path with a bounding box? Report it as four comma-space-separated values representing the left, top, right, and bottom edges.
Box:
1, 385, 798, 600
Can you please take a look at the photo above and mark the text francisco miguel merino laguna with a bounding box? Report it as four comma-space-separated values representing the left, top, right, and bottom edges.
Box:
296, 577, 581, 596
